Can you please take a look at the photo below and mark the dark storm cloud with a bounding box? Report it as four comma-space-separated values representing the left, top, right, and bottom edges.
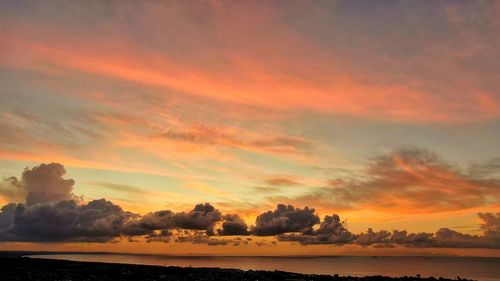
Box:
139, 210, 175, 230
172, 203, 222, 235
0, 163, 499, 248
252, 204, 319, 236
138, 203, 229, 236
139, 203, 240, 236
314, 215, 354, 243
218, 214, 249, 236
0, 163, 151, 242
278, 214, 354, 245
0, 203, 16, 230
0, 199, 150, 242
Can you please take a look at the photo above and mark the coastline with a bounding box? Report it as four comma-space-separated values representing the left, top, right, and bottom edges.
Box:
0, 253, 476, 281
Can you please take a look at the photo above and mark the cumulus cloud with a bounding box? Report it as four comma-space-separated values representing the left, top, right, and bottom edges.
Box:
296, 148, 500, 213
139, 210, 175, 231
172, 203, 222, 235
0, 163, 499, 249
138, 203, 231, 237
279, 213, 500, 249
0, 163, 150, 242
0, 163, 77, 206
278, 214, 354, 245
0, 199, 150, 242
0, 191, 227, 243
22, 163, 76, 205
252, 204, 319, 236
366, 227, 500, 249
431, 228, 499, 249
218, 214, 249, 236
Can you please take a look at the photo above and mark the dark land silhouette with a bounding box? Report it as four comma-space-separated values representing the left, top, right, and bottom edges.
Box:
0, 252, 474, 281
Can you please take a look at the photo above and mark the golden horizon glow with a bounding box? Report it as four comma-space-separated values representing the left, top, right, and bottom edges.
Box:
0, 1, 499, 256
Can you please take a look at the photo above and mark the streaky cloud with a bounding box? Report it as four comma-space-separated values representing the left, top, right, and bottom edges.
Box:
290, 147, 500, 213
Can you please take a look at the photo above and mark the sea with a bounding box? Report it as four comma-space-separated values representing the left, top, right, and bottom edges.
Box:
28, 254, 500, 281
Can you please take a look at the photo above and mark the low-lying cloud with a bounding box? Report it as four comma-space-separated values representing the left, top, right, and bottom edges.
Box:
252, 204, 319, 236
0, 199, 148, 242
0, 163, 498, 249
218, 214, 250, 236
279, 221, 500, 249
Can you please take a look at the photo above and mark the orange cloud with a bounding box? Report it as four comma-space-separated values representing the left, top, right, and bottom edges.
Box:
1, 20, 497, 124
274, 148, 500, 215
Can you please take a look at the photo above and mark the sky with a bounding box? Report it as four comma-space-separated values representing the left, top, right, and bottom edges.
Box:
0, 0, 499, 256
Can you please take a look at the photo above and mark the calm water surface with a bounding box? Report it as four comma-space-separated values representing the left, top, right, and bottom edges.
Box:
29, 254, 500, 281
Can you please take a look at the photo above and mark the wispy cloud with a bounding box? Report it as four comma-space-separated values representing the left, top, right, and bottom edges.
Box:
2, 0, 499, 123
263, 175, 302, 186
158, 124, 312, 155
88, 182, 146, 195
274, 147, 500, 213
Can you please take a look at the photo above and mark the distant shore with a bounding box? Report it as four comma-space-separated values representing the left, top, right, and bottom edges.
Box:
0, 253, 474, 281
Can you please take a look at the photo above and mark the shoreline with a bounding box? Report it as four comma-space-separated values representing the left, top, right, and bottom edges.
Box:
0, 254, 476, 281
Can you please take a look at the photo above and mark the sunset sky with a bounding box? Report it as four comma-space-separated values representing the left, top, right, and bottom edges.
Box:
0, 0, 499, 256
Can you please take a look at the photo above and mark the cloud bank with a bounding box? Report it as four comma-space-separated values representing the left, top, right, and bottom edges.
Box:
0, 163, 498, 248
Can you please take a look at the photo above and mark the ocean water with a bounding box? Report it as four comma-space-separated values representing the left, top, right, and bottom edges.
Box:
29, 254, 500, 281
